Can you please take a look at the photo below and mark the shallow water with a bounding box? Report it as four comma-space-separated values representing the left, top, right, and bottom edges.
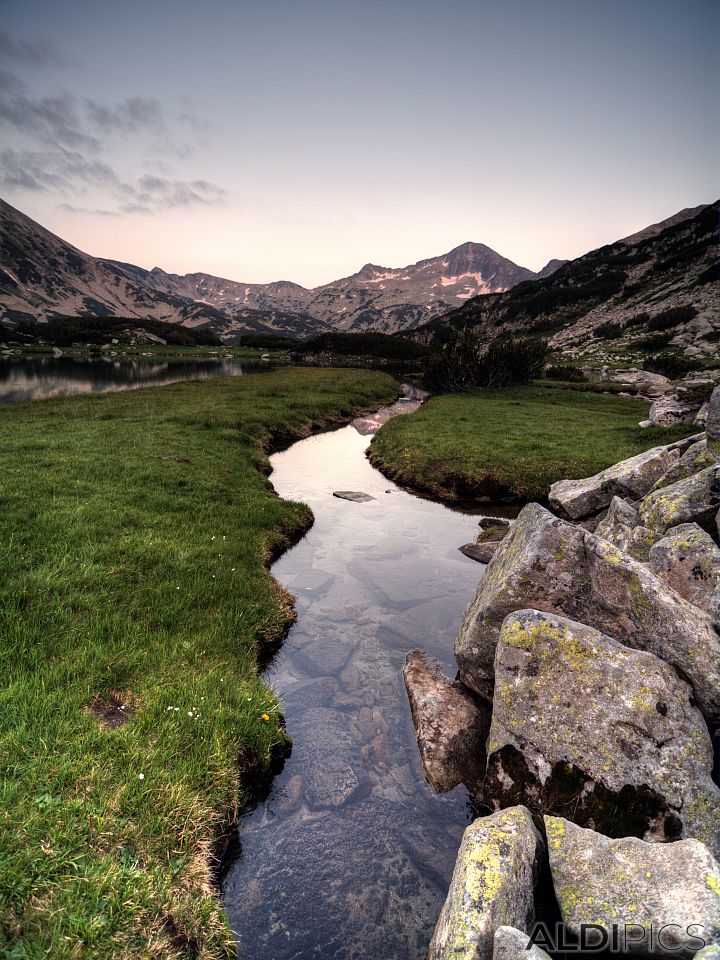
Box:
0, 354, 269, 403
223, 393, 490, 959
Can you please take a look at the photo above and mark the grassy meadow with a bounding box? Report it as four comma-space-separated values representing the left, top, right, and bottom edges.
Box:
0, 368, 398, 959
369, 384, 695, 503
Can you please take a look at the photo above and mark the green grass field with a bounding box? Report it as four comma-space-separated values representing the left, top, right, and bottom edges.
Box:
369, 385, 695, 503
0, 368, 397, 959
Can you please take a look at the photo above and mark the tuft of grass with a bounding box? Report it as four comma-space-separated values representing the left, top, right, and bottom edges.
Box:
0, 368, 398, 958
369, 385, 695, 503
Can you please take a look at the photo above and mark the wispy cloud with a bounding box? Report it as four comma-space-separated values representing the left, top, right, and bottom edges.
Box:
0, 37, 225, 216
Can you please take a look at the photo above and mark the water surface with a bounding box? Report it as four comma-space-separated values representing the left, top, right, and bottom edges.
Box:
0, 354, 267, 403
223, 395, 488, 959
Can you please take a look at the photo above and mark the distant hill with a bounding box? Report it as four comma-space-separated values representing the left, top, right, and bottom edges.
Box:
421, 202, 719, 363
0, 199, 558, 341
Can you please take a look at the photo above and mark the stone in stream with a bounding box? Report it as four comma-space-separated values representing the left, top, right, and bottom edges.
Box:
648, 522, 720, 615
594, 495, 655, 561
545, 816, 720, 957
455, 502, 720, 726
477, 516, 513, 543
403, 649, 491, 794
459, 541, 500, 564
493, 926, 550, 960
484, 609, 720, 856
332, 490, 375, 502
548, 444, 682, 520
639, 464, 720, 536
428, 806, 544, 960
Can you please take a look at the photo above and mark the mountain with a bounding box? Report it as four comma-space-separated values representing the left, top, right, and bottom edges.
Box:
420, 202, 719, 362
0, 199, 551, 342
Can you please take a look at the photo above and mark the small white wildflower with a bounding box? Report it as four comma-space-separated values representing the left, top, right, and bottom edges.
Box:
138, 773, 145, 780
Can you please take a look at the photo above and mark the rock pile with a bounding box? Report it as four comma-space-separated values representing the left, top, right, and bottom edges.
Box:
406, 386, 720, 958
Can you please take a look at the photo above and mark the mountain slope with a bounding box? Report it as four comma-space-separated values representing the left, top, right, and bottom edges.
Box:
422, 202, 719, 362
0, 199, 547, 341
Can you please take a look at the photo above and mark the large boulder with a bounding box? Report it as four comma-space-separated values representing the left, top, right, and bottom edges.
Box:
456, 503, 720, 726
455, 503, 587, 702
484, 610, 720, 855
403, 649, 490, 794
493, 926, 550, 960
649, 395, 704, 426
651, 439, 719, 492
545, 817, 720, 957
648, 523, 720, 615
639, 465, 720, 535
549, 445, 681, 520
428, 806, 544, 960
594, 496, 655, 561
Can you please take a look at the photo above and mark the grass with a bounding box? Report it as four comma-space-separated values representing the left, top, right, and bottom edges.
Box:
0, 368, 398, 959
369, 385, 696, 503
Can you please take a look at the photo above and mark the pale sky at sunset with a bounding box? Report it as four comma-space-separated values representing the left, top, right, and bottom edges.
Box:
1, 0, 718, 287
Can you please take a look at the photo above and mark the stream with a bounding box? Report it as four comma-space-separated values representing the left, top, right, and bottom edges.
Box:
222, 389, 494, 959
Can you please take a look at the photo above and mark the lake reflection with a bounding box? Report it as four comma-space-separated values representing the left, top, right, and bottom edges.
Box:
0, 354, 265, 403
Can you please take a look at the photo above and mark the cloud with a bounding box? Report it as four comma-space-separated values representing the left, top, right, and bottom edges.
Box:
0, 147, 227, 213
84, 96, 166, 134
0, 31, 67, 68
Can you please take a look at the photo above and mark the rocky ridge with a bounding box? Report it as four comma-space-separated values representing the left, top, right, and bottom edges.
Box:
404, 387, 720, 958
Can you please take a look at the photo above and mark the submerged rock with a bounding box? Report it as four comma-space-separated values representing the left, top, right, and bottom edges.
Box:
493, 926, 550, 960
648, 522, 720, 615
428, 806, 544, 960
460, 542, 500, 564
403, 649, 490, 794
545, 816, 720, 957
456, 502, 720, 725
485, 609, 720, 855
548, 444, 681, 520
639, 465, 720, 535
332, 490, 376, 502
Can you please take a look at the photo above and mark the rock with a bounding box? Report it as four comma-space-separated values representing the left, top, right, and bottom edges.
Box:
545, 816, 720, 956
484, 609, 720, 854
403, 650, 491, 794
456, 502, 720, 723
302, 752, 360, 809
428, 806, 544, 960
695, 945, 720, 960
332, 490, 375, 502
549, 445, 680, 520
651, 439, 718, 492
648, 523, 720, 614
709, 386, 720, 453
594, 495, 655, 561
697, 401, 710, 427
493, 926, 550, 960
455, 503, 587, 702
650, 395, 705, 426
639, 465, 720, 535
478, 516, 513, 543
460, 542, 500, 564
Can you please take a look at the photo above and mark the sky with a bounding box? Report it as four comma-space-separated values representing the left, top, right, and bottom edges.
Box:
1, 0, 718, 287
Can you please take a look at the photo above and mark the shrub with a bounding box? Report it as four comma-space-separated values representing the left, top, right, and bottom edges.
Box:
647, 305, 698, 331
545, 364, 588, 382
299, 331, 427, 361
637, 332, 673, 351
594, 321, 625, 340
644, 353, 703, 378
424, 332, 548, 392
625, 312, 649, 328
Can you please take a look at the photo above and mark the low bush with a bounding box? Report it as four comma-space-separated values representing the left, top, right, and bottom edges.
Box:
424, 332, 548, 392
594, 321, 625, 339
647, 305, 698, 331
545, 364, 588, 382
644, 353, 704, 378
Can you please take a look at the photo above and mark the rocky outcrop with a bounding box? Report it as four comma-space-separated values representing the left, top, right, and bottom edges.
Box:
428, 806, 544, 960
545, 817, 720, 957
649, 395, 704, 426
460, 542, 501, 564
639, 465, 720, 535
651, 438, 718, 492
493, 926, 550, 960
484, 609, 720, 854
455, 502, 720, 725
708, 386, 720, 454
403, 650, 490, 794
648, 523, 720, 615
548, 444, 681, 520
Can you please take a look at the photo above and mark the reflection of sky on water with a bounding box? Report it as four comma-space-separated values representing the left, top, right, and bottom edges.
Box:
0, 356, 255, 403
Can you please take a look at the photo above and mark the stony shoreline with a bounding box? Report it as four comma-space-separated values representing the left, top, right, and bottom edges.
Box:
405, 386, 720, 958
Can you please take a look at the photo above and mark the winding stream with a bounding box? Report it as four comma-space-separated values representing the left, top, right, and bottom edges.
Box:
223, 390, 494, 959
